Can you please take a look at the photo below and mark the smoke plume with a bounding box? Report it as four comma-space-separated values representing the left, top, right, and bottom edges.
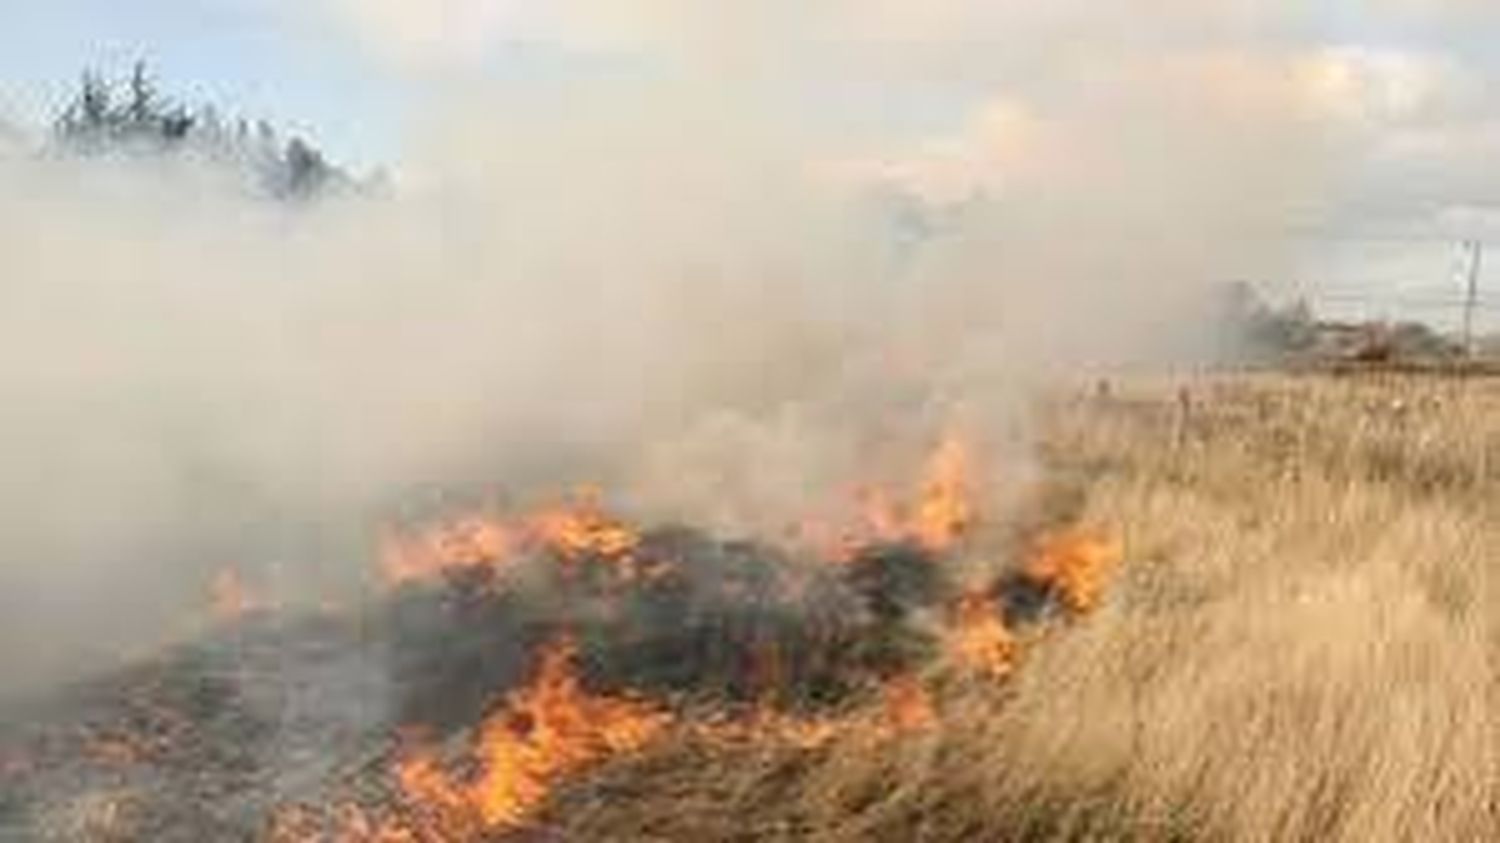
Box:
0, 2, 1346, 697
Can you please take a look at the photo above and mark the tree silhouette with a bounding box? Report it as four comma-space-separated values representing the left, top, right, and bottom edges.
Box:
53, 61, 354, 201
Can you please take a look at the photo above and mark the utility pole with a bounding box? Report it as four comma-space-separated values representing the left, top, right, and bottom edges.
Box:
1462, 240, 1483, 358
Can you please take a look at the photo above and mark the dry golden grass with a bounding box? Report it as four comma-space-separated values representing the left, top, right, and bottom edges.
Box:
542, 373, 1498, 842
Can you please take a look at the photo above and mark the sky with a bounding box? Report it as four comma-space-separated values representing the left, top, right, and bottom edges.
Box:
0, 0, 408, 167
2, 1, 1500, 331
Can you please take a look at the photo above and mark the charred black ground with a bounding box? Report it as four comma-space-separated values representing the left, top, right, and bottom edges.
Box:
0, 519, 1081, 842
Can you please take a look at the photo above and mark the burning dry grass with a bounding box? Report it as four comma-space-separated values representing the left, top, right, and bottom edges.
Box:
306, 635, 673, 839
538, 373, 1497, 841
3, 374, 1493, 842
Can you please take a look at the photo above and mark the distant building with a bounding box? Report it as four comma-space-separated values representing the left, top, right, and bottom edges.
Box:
1219, 281, 1464, 367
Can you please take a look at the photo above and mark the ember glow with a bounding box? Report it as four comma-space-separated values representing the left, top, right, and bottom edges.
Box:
693, 706, 845, 752
692, 674, 935, 752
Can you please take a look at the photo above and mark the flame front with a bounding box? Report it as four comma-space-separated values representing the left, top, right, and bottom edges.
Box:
380, 515, 513, 587
803, 433, 979, 562
465, 637, 666, 827
284, 450, 1130, 841
526, 489, 641, 565
378, 491, 644, 589
1024, 527, 1123, 613
948, 591, 1016, 679
381, 636, 669, 835
911, 434, 974, 553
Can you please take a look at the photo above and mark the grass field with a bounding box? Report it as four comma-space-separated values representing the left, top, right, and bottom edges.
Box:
543, 373, 1498, 842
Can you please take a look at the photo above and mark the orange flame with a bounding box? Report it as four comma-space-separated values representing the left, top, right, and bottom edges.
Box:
911, 434, 974, 553
948, 591, 1016, 679
1024, 527, 1123, 614
524, 490, 641, 565
378, 491, 645, 588
380, 515, 513, 587
804, 433, 979, 562
384, 636, 669, 834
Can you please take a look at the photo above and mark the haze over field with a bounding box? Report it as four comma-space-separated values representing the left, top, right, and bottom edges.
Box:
0, 1, 1386, 695
0, 7, 1496, 841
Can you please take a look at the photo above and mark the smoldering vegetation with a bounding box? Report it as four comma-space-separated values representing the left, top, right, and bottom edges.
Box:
536, 375, 1498, 843
0, 501, 1094, 840
8, 374, 1480, 842
0, 6, 1420, 840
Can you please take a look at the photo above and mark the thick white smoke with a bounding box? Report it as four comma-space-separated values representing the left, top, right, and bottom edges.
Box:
0, 2, 1352, 697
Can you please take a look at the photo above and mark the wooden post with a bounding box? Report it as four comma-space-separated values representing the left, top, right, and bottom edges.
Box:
1462, 240, 1483, 361
1173, 385, 1192, 449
